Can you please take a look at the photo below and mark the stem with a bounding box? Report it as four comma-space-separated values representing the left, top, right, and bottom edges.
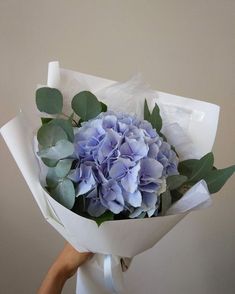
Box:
61, 112, 79, 127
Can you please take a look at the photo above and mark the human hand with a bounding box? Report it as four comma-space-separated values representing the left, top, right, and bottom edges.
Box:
38, 243, 93, 294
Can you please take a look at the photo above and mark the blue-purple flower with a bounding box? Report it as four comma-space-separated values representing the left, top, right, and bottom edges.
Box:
71, 112, 178, 218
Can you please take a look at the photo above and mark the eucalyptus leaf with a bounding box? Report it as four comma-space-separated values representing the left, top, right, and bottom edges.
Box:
55, 159, 74, 178
167, 175, 188, 190
160, 190, 172, 215
46, 168, 61, 188
150, 103, 162, 132
51, 179, 75, 209
100, 102, 108, 112
36, 87, 63, 114
49, 119, 74, 142
189, 152, 214, 182
41, 157, 58, 167
144, 99, 151, 121
94, 211, 114, 226
171, 189, 183, 204
37, 124, 67, 147
204, 165, 235, 194
178, 159, 198, 177
71, 91, 102, 121
143, 100, 162, 132
38, 139, 74, 161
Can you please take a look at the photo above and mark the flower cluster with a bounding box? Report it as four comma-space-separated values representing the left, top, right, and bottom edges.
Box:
69, 112, 178, 218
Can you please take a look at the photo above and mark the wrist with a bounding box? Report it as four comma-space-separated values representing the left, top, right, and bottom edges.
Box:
49, 261, 70, 283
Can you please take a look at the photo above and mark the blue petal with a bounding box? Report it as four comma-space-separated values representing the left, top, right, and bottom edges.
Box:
139, 182, 160, 193
76, 164, 96, 195
121, 162, 140, 193
140, 158, 163, 180
102, 115, 117, 130
129, 207, 144, 218
120, 138, 149, 161
109, 158, 132, 179
101, 192, 124, 214
148, 143, 159, 158
123, 190, 142, 207
98, 129, 122, 163
142, 192, 157, 209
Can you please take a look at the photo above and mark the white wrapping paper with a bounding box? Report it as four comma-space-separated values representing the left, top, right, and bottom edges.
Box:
0, 61, 220, 294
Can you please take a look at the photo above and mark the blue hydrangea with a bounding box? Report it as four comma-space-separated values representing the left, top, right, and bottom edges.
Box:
70, 112, 179, 218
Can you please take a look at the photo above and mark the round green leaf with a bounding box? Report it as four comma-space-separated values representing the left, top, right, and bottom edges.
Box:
36, 87, 63, 114
71, 91, 102, 121
50, 119, 74, 142
46, 168, 61, 188
38, 139, 74, 161
37, 124, 68, 147
55, 159, 74, 178
41, 157, 58, 167
51, 179, 75, 209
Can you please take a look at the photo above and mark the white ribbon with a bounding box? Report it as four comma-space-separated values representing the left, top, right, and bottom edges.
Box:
103, 255, 119, 293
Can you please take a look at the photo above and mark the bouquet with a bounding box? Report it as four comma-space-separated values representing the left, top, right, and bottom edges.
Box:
1, 61, 234, 294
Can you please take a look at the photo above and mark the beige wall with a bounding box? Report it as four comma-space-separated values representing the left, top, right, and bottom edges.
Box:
0, 1, 234, 293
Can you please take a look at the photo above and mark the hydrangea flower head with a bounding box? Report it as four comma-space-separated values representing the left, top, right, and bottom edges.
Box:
71, 112, 178, 218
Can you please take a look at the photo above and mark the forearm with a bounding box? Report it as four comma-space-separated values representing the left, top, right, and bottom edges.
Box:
37, 262, 68, 294
37, 243, 92, 294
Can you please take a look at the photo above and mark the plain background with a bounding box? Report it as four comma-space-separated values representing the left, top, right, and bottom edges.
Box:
0, 0, 234, 293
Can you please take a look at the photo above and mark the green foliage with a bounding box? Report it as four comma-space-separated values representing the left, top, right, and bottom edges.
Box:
189, 152, 214, 182
46, 166, 75, 209
144, 99, 151, 120
37, 124, 67, 147
177, 153, 234, 194
46, 168, 61, 188
204, 165, 235, 193
36, 87, 63, 114
38, 139, 74, 161
160, 190, 172, 215
167, 175, 188, 190
50, 179, 75, 209
55, 159, 74, 178
144, 99, 162, 133
72, 91, 102, 121
178, 159, 198, 177
94, 211, 114, 226
170, 189, 183, 204
100, 102, 108, 112
41, 157, 58, 167
49, 119, 74, 142
150, 104, 162, 133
